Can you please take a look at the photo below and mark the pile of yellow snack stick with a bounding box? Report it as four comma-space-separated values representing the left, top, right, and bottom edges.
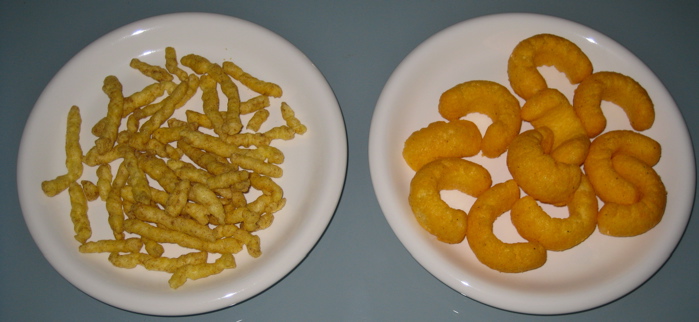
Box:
41, 47, 306, 289
403, 34, 665, 273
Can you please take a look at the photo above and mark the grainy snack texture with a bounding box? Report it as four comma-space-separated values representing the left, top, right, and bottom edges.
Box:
41, 47, 306, 289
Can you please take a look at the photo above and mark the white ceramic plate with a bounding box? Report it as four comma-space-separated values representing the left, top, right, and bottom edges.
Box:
369, 13, 694, 315
18, 13, 346, 316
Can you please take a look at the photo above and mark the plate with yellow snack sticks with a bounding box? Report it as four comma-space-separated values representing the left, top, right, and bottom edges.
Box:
18, 12, 346, 316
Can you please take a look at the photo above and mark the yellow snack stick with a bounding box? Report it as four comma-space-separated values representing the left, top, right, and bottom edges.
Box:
180, 129, 236, 157
222, 61, 282, 97
250, 173, 283, 202
161, 80, 178, 94
123, 219, 242, 253
132, 204, 216, 242
137, 154, 179, 193
165, 179, 190, 217
185, 110, 213, 129
125, 114, 139, 133
189, 183, 225, 224
83, 144, 121, 167
213, 224, 262, 258
223, 132, 272, 147
41, 105, 83, 197
132, 75, 197, 149
152, 126, 184, 144
78, 238, 143, 253
207, 170, 250, 190
92, 83, 167, 137
175, 164, 213, 184
96, 163, 112, 201
240, 206, 262, 232
166, 117, 194, 129
143, 251, 208, 273
148, 186, 169, 206
240, 95, 270, 115
280, 102, 307, 134
257, 213, 275, 231
144, 138, 182, 160
95, 76, 124, 154
123, 82, 169, 116
91, 117, 107, 138
142, 237, 165, 257
223, 204, 244, 224
129, 58, 174, 82
238, 145, 284, 164
180, 53, 213, 74
264, 125, 296, 141
183, 202, 212, 226
68, 182, 91, 244
106, 162, 129, 240
116, 130, 133, 145
209, 63, 242, 135
177, 141, 234, 175
246, 109, 270, 132
164, 47, 189, 81
168, 253, 236, 289
80, 180, 100, 202
120, 146, 151, 205
108, 251, 208, 273
230, 154, 282, 178
228, 191, 248, 208
213, 187, 234, 201
107, 252, 149, 269
132, 100, 164, 120
199, 74, 225, 136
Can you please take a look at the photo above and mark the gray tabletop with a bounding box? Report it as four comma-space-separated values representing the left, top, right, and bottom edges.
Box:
2, 1, 697, 321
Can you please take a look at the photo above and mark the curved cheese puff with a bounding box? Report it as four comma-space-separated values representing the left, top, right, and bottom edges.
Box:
573, 71, 654, 138
466, 180, 547, 273
521, 88, 590, 166
597, 154, 666, 237
508, 33, 593, 100
506, 128, 582, 205
438, 80, 521, 158
584, 130, 661, 205
402, 120, 482, 171
511, 176, 598, 251
409, 158, 492, 244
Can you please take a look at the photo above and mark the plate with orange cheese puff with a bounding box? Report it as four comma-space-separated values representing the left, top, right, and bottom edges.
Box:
369, 13, 693, 314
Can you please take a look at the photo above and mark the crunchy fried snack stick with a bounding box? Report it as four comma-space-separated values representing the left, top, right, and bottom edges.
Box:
68, 182, 91, 244
41, 105, 83, 197
222, 61, 282, 97
169, 253, 236, 289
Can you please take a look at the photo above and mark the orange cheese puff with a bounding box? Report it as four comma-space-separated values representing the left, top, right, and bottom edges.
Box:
466, 180, 547, 273
402, 120, 482, 171
438, 80, 521, 158
511, 176, 598, 251
506, 128, 582, 205
597, 154, 666, 237
584, 130, 661, 205
573, 71, 654, 138
521, 88, 590, 166
409, 158, 492, 244
507, 33, 593, 100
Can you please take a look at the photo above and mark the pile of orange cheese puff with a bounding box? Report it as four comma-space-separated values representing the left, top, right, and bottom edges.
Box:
403, 34, 666, 273
41, 47, 306, 288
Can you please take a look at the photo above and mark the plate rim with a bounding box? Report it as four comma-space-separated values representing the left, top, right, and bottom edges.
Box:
17, 12, 347, 316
